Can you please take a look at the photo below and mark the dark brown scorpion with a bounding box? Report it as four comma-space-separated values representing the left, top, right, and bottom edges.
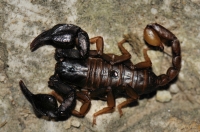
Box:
19, 23, 181, 125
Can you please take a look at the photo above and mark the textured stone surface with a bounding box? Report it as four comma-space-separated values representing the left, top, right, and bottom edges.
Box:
0, 0, 200, 132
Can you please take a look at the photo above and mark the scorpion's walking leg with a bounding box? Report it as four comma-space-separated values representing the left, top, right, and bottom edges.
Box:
110, 39, 131, 64
51, 91, 63, 103
133, 48, 152, 69
71, 92, 91, 117
89, 37, 133, 66
117, 85, 139, 117
115, 39, 152, 69
98, 39, 131, 65
101, 39, 152, 69
89, 36, 124, 63
89, 36, 104, 57
144, 23, 181, 86
92, 87, 115, 126
51, 91, 91, 117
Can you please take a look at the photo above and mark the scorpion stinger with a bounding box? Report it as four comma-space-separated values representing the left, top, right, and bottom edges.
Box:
144, 23, 181, 86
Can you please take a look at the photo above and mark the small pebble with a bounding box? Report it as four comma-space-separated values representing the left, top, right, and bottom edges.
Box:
71, 120, 81, 128
169, 84, 179, 94
151, 8, 157, 15
64, 120, 71, 130
0, 75, 6, 82
156, 90, 172, 103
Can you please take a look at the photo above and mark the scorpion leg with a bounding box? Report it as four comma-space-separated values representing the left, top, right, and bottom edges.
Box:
96, 38, 151, 69
117, 98, 134, 117
89, 37, 134, 67
51, 91, 63, 103
99, 39, 131, 65
89, 36, 121, 63
89, 36, 104, 57
92, 87, 115, 126
117, 85, 139, 117
71, 87, 112, 119
51, 90, 91, 118
133, 48, 152, 69
144, 23, 181, 86
111, 39, 152, 69
113, 39, 131, 63
71, 91, 91, 117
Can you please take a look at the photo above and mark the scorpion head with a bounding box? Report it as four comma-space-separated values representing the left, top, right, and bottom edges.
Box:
30, 24, 80, 52
55, 59, 88, 87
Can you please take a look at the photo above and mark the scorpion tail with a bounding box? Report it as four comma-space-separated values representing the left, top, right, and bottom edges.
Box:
144, 23, 181, 86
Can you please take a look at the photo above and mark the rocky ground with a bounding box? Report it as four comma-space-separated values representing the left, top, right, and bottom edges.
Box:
0, 0, 200, 132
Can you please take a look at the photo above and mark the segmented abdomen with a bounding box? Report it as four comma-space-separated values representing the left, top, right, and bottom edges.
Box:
85, 58, 157, 94
86, 58, 114, 89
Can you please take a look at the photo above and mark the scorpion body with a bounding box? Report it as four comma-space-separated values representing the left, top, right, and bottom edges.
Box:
19, 23, 181, 125
56, 57, 157, 95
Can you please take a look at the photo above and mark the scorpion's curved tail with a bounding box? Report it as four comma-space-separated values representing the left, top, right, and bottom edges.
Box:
144, 23, 181, 86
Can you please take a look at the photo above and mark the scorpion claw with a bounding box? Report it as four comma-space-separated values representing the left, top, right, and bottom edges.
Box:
19, 80, 59, 119
20, 80, 76, 120
30, 24, 88, 53
30, 30, 52, 52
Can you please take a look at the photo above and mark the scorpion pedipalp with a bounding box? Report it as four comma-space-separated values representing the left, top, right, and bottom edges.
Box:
30, 24, 90, 59
19, 80, 76, 120
19, 80, 59, 118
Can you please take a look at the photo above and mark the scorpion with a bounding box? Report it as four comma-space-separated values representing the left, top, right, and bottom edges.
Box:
19, 23, 181, 125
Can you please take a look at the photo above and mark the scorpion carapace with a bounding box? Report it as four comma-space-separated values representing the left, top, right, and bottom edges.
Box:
19, 23, 181, 125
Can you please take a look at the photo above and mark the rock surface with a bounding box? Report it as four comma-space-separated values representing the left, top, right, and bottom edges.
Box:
0, 0, 200, 132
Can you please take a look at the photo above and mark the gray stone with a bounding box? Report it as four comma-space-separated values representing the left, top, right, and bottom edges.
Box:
0, 0, 200, 132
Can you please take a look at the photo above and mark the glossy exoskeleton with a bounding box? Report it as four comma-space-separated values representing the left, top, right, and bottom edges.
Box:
19, 23, 181, 125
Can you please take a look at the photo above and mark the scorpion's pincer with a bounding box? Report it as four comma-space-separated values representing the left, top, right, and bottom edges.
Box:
19, 80, 59, 119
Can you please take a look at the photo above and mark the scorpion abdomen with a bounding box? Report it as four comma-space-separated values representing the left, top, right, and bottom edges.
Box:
86, 58, 158, 95
126, 69, 157, 95
86, 58, 121, 89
